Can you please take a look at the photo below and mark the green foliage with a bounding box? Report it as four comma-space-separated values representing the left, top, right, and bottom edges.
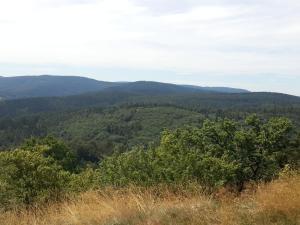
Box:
99, 115, 298, 190
0, 114, 298, 209
99, 148, 156, 186
0, 137, 101, 209
0, 148, 70, 208
1, 90, 300, 161
69, 168, 101, 192
21, 136, 77, 172
234, 116, 293, 189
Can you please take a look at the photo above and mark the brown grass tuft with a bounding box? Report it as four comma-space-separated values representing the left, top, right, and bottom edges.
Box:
0, 174, 299, 225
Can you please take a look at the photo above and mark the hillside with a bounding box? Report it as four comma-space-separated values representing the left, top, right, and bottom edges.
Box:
0, 75, 120, 99
182, 84, 250, 93
0, 75, 249, 99
0, 89, 299, 117
0, 89, 299, 159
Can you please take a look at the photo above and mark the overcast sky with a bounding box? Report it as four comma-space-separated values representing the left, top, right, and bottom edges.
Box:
0, 0, 300, 95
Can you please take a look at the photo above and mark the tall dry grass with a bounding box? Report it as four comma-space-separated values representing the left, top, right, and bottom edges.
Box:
0, 174, 299, 225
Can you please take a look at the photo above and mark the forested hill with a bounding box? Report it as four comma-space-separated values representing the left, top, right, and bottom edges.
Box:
0, 75, 299, 160
0, 75, 121, 99
0, 89, 299, 117
0, 75, 249, 99
0, 88, 300, 156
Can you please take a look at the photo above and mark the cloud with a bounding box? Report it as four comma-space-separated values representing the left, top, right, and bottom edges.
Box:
0, 0, 300, 94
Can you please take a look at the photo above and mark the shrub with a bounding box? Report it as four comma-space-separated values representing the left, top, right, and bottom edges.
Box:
0, 148, 70, 208
69, 168, 101, 192
99, 148, 156, 186
99, 115, 298, 190
22, 136, 77, 172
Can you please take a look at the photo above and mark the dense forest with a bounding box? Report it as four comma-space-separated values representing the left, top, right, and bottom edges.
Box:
0, 87, 300, 164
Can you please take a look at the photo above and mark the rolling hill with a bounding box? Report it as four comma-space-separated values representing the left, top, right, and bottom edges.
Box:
0, 74, 299, 159
0, 75, 120, 99
0, 75, 249, 99
0, 86, 299, 154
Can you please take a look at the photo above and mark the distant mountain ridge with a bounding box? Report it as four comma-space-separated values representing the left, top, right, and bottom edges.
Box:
0, 75, 121, 99
0, 75, 249, 99
182, 85, 250, 93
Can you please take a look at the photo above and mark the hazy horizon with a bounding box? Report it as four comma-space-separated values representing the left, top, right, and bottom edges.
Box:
1, 0, 300, 95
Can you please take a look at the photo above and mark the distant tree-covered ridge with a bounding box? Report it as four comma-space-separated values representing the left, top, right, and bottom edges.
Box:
0, 75, 249, 99
0, 75, 120, 99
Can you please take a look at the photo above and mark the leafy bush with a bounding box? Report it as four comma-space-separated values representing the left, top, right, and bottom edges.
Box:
0, 148, 70, 208
69, 168, 101, 192
100, 148, 156, 186
99, 115, 298, 190
21, 136, 77, 172
0, 137, 104, 209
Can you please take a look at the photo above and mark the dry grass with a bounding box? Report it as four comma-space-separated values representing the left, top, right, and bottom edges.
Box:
0, 175, 299, 225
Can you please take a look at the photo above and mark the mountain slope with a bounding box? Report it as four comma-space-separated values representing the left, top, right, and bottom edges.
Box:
104, 81, 250, 94
182, 85, 250, 93
0, 75, 249, 99
0, 91, 299, 153
0, 88, 299, 117
0, 75, 120, 99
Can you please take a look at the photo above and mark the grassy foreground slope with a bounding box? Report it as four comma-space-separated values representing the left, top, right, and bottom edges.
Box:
1, 173, 299, 225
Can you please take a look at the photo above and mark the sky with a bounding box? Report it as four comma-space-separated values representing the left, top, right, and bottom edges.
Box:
0, 0, 300, 95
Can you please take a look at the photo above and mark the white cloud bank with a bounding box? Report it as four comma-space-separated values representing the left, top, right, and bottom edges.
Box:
0, 0, 300, 93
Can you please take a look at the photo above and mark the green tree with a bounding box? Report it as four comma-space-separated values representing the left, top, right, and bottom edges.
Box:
99, 115, 297, 190
99, 147, 155, 186
0, 148, 70, 208
22, 136, 77, 171
233, 115, 293, 190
